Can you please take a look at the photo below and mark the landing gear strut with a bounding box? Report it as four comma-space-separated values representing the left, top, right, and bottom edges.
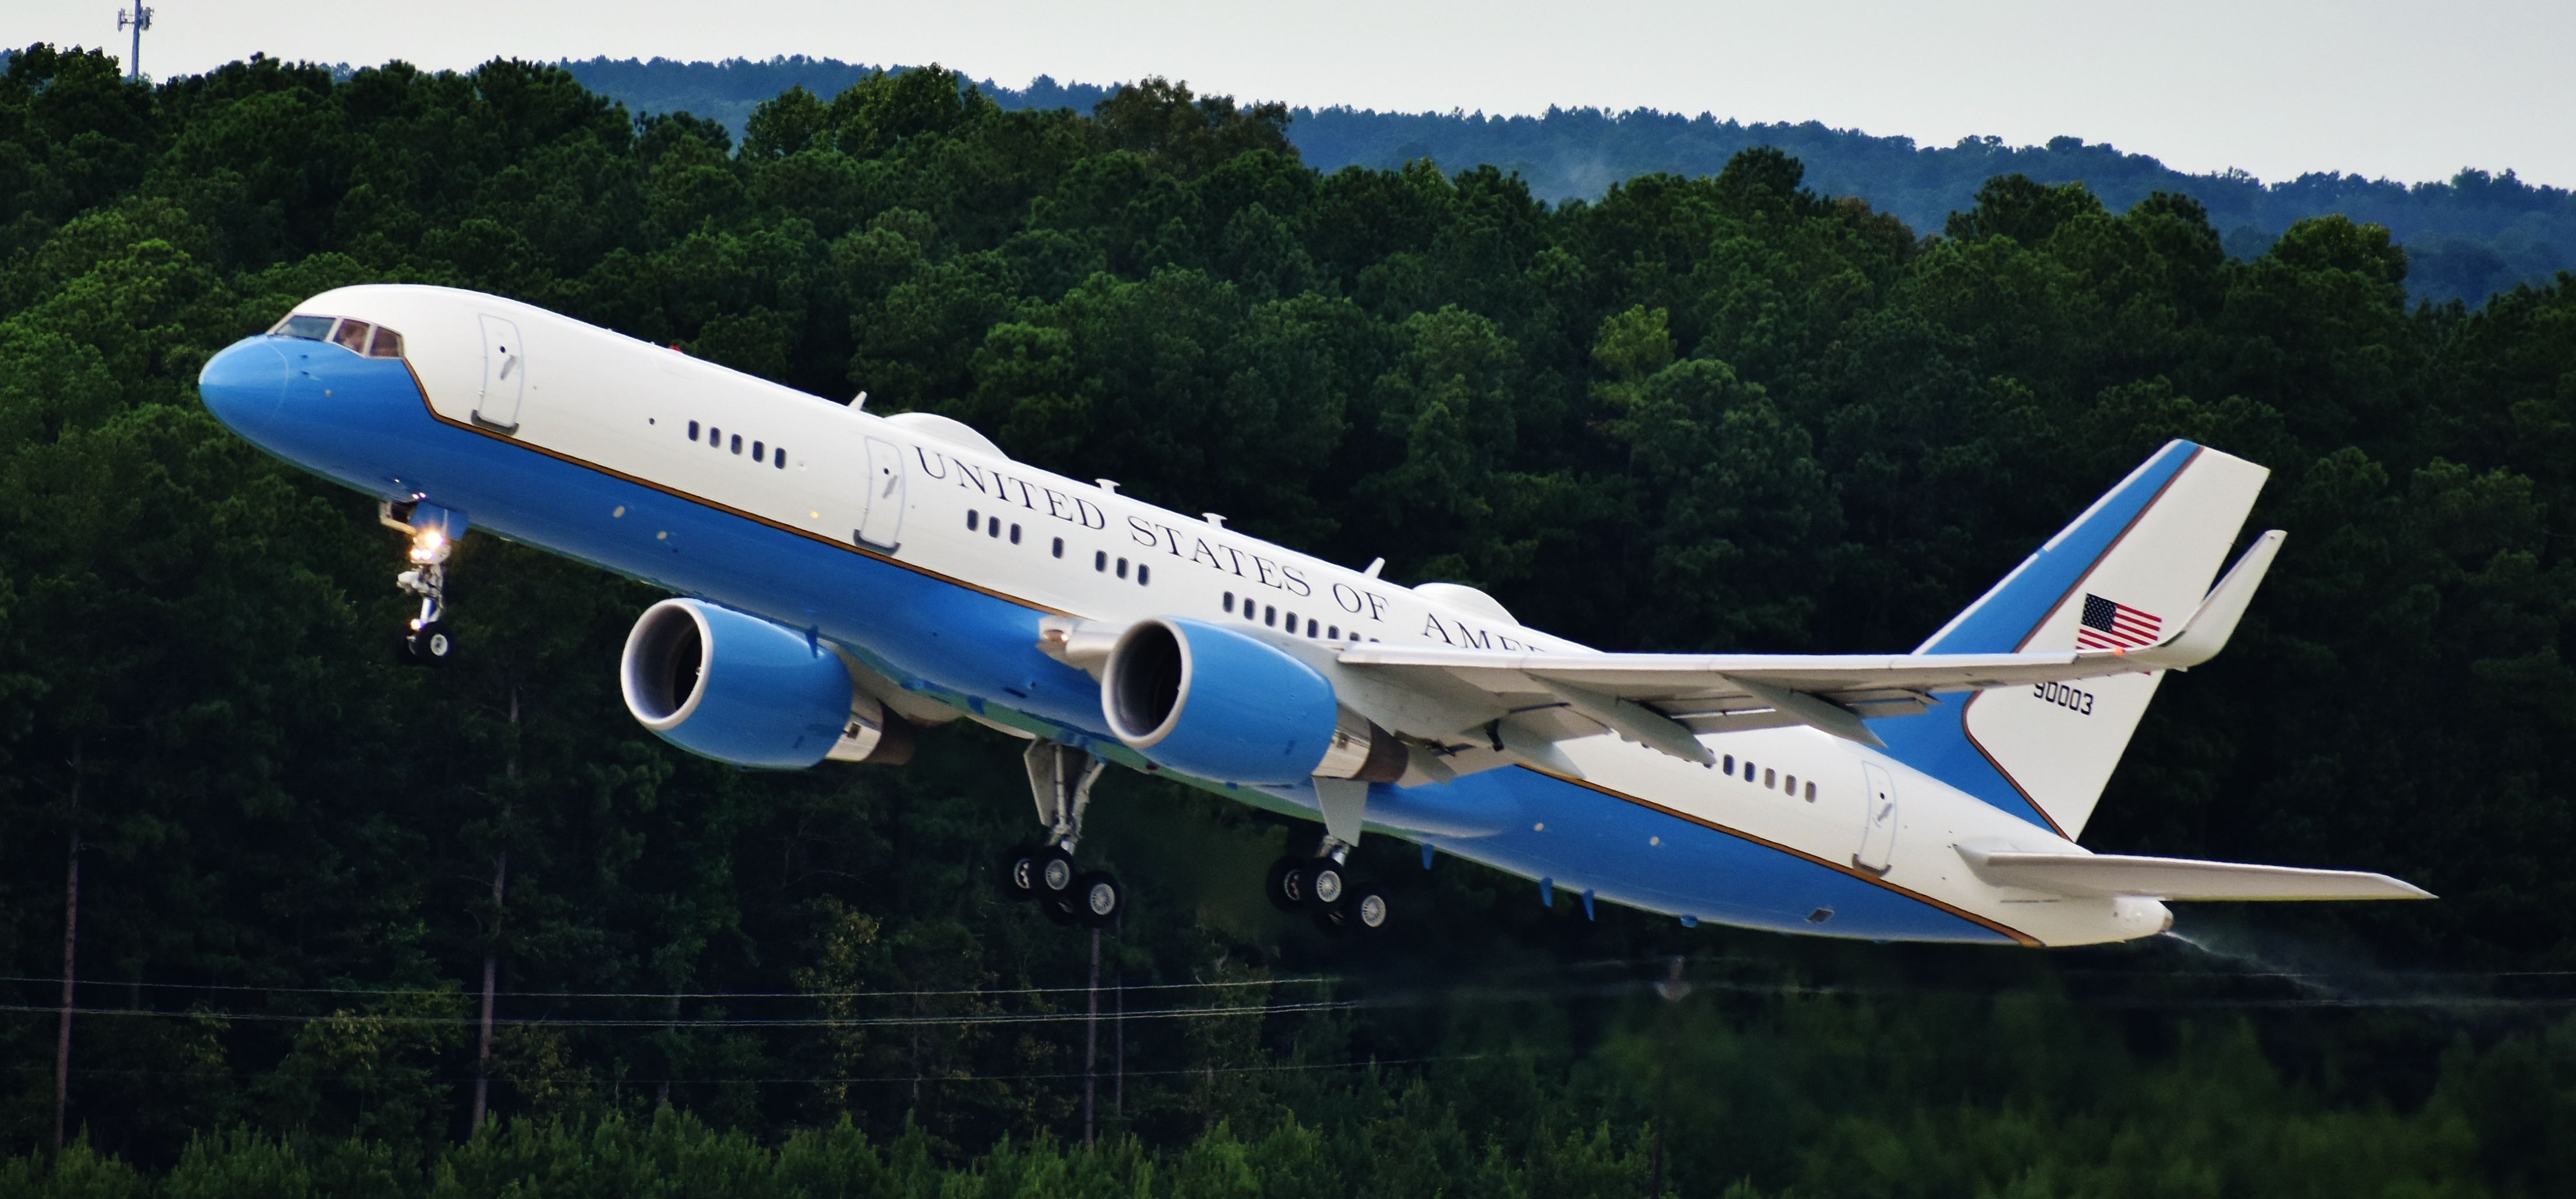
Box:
999, 742, 1123, 928
388, 502, 458, 668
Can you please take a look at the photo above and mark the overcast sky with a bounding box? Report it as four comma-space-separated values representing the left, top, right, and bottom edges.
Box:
9, 0, 2571, 186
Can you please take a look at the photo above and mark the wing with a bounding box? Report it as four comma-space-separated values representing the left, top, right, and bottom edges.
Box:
1337, 531, 2283, 764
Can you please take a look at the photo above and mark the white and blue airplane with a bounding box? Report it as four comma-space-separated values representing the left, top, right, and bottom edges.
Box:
197, 285, 2430, 947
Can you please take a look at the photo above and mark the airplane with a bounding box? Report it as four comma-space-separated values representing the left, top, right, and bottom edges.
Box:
195, 285, 2431, 948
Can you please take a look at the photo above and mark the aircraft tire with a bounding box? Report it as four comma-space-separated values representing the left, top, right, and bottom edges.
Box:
1037, 846, 1078, 902
1348, 884, 1390, 933
1264, 857, 1308, 913
1075, 871, 1122, 928
415, 620, 456, 667
999, 846, 1040, 902
1305, 860, 1348, 913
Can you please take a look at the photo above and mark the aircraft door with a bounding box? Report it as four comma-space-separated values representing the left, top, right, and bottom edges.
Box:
475, 314, 526, 431
855, 437, 904, 552
1855, 762, 1898, 874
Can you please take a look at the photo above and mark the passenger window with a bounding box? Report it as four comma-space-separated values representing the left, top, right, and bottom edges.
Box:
1224, 592, 1235, 613
987, 520, 1001, 539
1138, 565, 1150, 585
1053, 537, 1064, 559
773, 447, 786, 469
1743, 760, 1756, 781
730, 434, 742, 455
753, 440, 765, 460
1115, 557, 1128, 579
1723, 754, 1734, 773
1009, 523, 1021, 544
1306, 618, 1318, 637
1803, 781, 1816, 802
1764, 769, 1776, 789
1786, 775, 1797, 794
1285, 612, 1297, 632
1264, 605, 1277, 627
366, 327, 404, 358
708, 427, 722, 448
688, 420, 700, 441
968, 510, 980, 531
273, 314, 335, 340
1095, 551, 1107, 572
1327, 625, 1338, 640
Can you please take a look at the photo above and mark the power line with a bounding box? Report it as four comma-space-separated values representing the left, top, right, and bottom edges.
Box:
0, 997, 1363, 1030
33, 1053, 1500, 1088
0, 974, 1341, 1001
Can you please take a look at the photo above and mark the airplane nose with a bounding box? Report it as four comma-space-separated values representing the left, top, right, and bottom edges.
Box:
198, 338, 289, 431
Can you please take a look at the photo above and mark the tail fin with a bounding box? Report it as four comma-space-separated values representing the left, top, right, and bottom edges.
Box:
1874, 441, 2270, 839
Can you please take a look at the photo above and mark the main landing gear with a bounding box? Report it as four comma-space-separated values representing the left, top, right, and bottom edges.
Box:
999, 742, 1124, 928
1263, 775, 1390, 935
1265, 840, 1390, 936
388, 504, 458, 668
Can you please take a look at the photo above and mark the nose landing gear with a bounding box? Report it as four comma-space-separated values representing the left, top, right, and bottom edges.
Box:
385, 501, 461, 668
999, 743, 1124, 928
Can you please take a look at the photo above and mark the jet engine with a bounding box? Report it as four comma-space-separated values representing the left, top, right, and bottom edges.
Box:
620, 598, 912, 769
1100, 618, 1404, 786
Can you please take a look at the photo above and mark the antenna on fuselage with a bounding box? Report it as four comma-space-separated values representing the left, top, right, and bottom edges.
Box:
1096, 479, 1120, 495
851, 390, 868, 410
1363, 557, 1385, 579
1202, 513, 1226, 528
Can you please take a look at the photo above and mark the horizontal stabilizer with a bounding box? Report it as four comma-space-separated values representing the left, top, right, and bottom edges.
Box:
1960, 846, 2432, 902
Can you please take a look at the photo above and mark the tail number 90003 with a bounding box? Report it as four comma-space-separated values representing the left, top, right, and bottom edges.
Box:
2033, 682, 2094, 715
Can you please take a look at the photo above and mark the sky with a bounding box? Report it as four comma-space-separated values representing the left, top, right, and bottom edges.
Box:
9, 0, 2573, 187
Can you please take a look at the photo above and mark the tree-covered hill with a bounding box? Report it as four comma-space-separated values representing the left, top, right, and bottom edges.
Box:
5, 44, 2576, 1194
562, 55, 2576, 307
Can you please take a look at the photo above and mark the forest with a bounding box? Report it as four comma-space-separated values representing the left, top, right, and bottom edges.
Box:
3, 43, 2576, 1196
560, 55, 2576, 307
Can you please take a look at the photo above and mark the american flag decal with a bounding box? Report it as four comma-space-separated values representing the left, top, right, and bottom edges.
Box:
2077, 594, 2161, 650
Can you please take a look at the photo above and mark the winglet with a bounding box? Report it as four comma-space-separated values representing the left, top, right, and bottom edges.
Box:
2130, 530, 2284, 671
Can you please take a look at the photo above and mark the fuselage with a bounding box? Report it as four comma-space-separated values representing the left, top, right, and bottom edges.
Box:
198, 284, 2170, 948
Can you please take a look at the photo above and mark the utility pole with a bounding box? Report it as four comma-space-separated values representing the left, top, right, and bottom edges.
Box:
470, 683, 517, 1132
1083, 927, 1100, 1148
54, 744, 84, 1154
470, 847, 506, 1127
116, 6, 154, 83
1114, 960, 1124, 1117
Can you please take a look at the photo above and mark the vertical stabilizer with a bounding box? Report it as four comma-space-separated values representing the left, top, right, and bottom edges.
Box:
1873, 441, 2269, 838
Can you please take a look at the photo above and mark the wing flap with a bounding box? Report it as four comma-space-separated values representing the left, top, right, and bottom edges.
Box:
1962, 848, 2433, 902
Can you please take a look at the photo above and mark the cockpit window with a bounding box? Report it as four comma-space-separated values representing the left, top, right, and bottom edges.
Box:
269, 313, 407, 359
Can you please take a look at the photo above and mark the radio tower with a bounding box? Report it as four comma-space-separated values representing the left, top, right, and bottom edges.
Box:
117, 5, 154, 83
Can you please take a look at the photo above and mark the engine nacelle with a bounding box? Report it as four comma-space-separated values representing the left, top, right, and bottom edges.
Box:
620, 598, 912, 769
1102, 618, 1404, 786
